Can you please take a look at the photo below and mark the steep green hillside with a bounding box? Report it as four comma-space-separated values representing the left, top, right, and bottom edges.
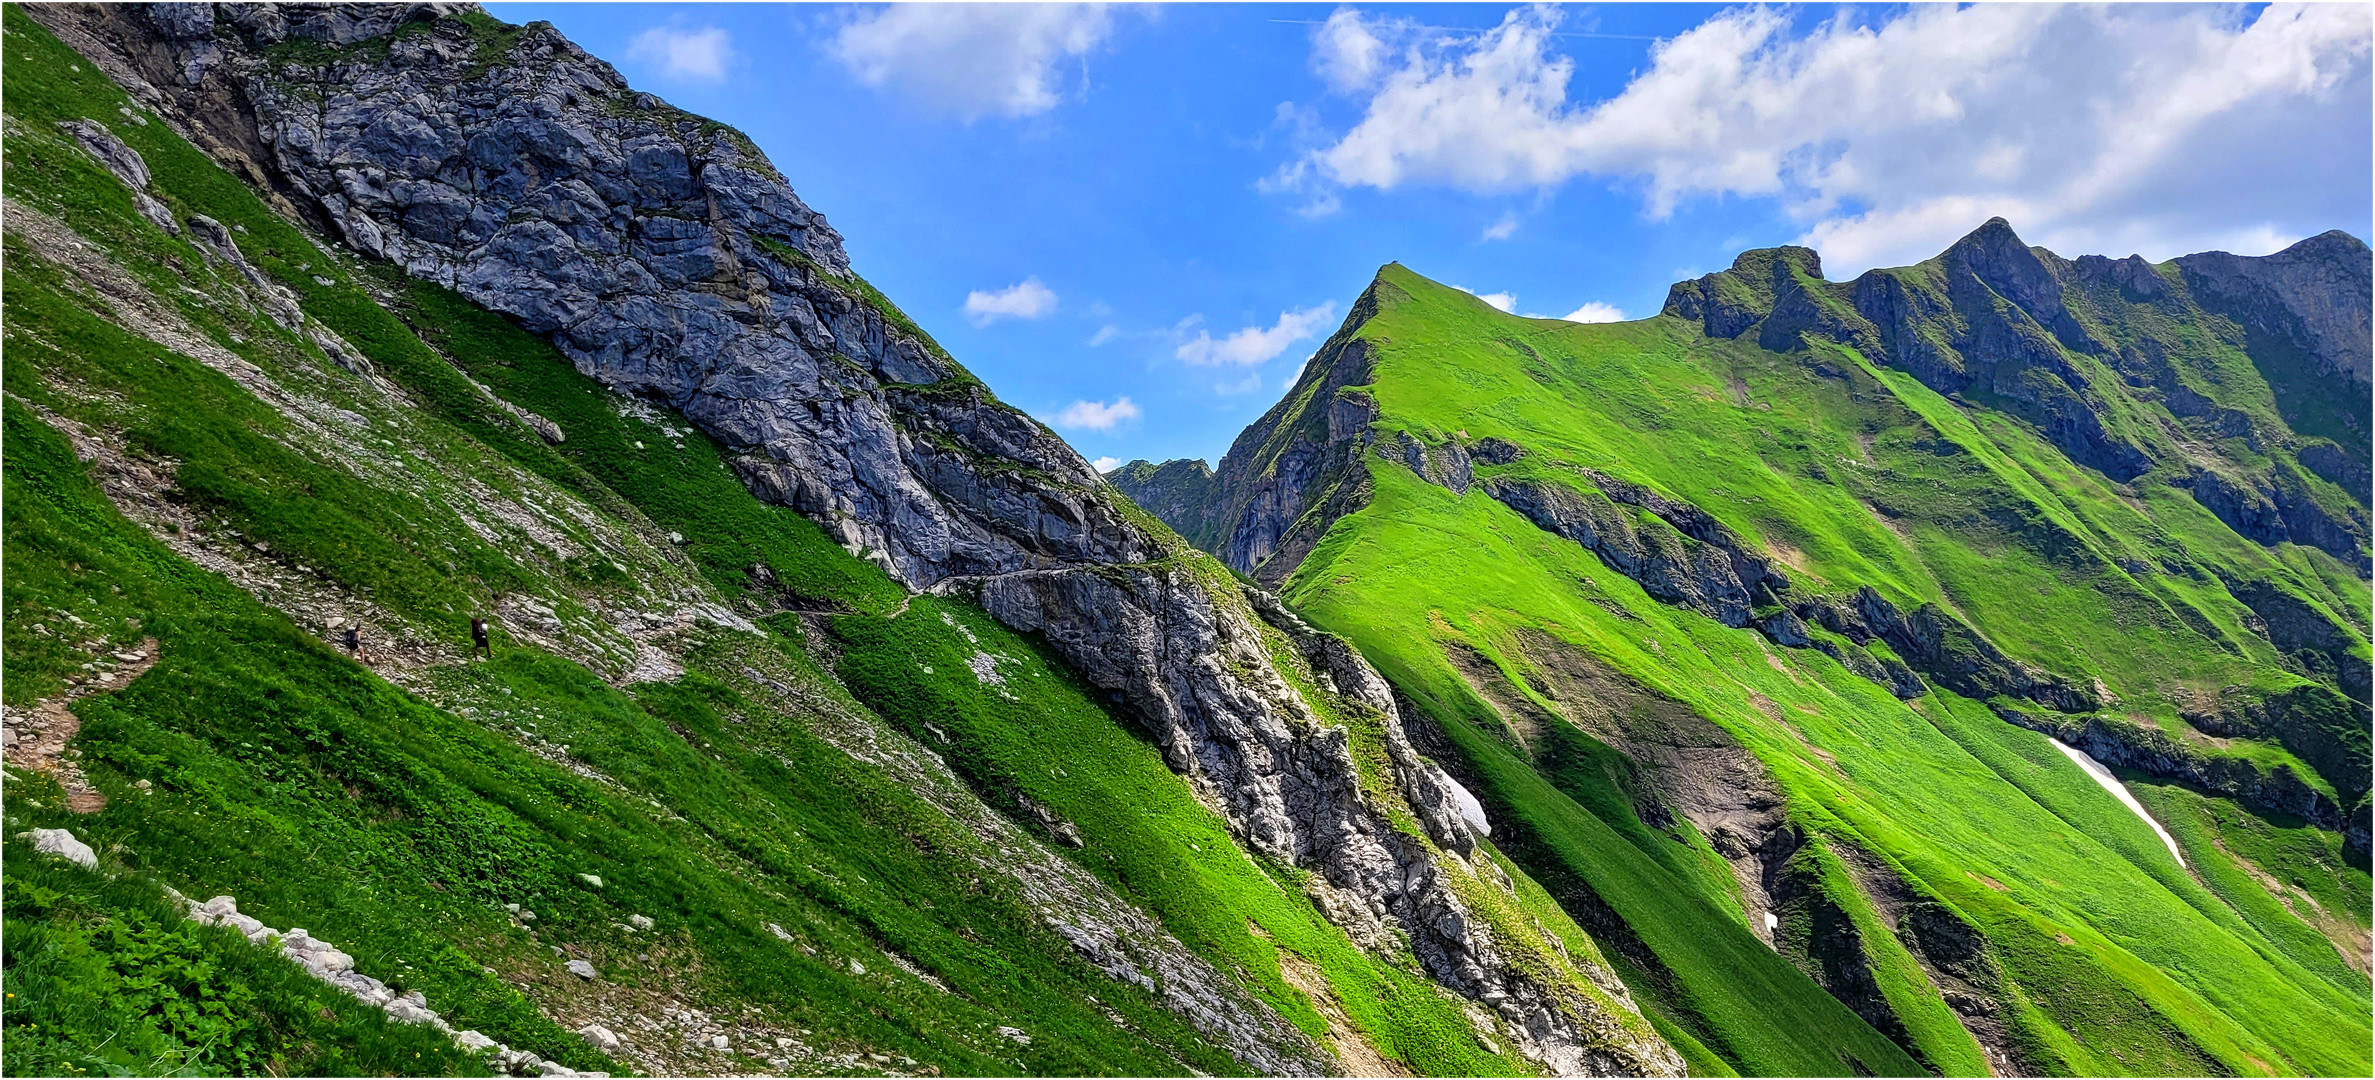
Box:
1122, 257, 2372, 1076
0, 9, 1612, 1075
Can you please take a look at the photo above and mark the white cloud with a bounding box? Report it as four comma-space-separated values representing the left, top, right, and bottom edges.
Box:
1562, 302, 1626, 323
1287, 4, 2372, 273
1087, 325, 1120, 346
1092, 455, 1122, 472
831, 3, 1118, 119
1054, 397, 1141, 431
1176, 303, 1338, 366
1481, 212, 1519, 241
964, 278, 1058, 326
1216, 372, 1263, 395
1454, 286, 1517, 313
627, 26, 734, 82
1314, 7, 1392, 92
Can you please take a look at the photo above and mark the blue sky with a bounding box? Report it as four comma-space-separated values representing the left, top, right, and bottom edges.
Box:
485, 3, 2373, 469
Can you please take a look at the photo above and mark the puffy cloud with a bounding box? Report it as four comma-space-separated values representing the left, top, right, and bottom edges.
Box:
1176, 303, 1338, 366
1054, 397, 1141, 431
1454, 285, 1517, 313
1481, 212, 1519, 241
1091, 456, 1122, 472
1313, 7, 1392, 92
832, 3, 1118, 119
963, 278, 1059, 326
1562, 302, 1626, 323
627, 26, 734, 82
1287, 4, 2371, 273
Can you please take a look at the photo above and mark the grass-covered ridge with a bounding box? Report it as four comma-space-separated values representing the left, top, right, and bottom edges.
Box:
1259, 264, 2370, 1076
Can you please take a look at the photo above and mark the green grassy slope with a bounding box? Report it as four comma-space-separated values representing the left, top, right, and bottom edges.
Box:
1, 11, 1629, 1074
3, 809, 482, 1078
1, 12, 1220, 1071
1266, 266, 2370, 1076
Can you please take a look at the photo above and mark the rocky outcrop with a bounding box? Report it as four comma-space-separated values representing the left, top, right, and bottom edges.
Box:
1482, 474, 1764, 628
56, 118, 179, 233
2175, 229, 2373, 388
1669, 221, 2154, 481
1245, 589, 1495, 848
1664, 246, 1883, 359
176, 890, 596, 1075
38, 5, 1679, 1072
1474, 472, 2065, 709
1830, 844, 2036, 1076
967, 565, 1681, 1076
1813, 587, 2099, 713
22, 827, 100, 868
1200, 307, 1396, 585
2229, 579, 2372, 704
1120, 278, 1431, 586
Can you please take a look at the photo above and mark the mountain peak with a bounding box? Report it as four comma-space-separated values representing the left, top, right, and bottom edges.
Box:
1942, 215, 2036, 267
2283, 228, 2372, 261
1732, 244, 1824, 281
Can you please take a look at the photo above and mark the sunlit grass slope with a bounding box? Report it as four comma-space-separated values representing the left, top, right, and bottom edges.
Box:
1277, 266, 2371, 1076
0, 9, 1261, 1063
2, 11, 1610, 1074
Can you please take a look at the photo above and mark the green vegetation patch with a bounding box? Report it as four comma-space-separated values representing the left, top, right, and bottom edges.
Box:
3, 816, 484, 1079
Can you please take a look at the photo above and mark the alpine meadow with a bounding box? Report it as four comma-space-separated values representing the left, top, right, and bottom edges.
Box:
2, 4, 2368, 1080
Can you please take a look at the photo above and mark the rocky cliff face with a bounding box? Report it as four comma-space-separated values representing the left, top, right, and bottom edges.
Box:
1160, 279, 1399, 587
36, 4, 1681, 1073
2175, 230, 2373, 389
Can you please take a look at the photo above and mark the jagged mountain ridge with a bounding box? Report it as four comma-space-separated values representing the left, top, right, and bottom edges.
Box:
1125, 222, 2372, 581
9, 2, 1691, 1075
1112, 231, 2372, 1074
1664, 221, 2370, 560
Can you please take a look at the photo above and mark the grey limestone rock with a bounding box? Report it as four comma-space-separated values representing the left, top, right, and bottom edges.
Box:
23, 827, 99, 868
57, 118, 180, 234
576, 1023, 622, 1052
1483, 474, 1760, 627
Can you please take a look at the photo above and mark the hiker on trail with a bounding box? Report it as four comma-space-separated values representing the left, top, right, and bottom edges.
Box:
470, 617, 491, 660
341, 625, 376, 666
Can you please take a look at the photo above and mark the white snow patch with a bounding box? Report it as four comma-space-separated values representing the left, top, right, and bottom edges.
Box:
2050, 737, 2185, 867
1442, 773, 1491, 836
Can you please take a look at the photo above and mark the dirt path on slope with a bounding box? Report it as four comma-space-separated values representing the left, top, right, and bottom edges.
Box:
2, 637, 160, 812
